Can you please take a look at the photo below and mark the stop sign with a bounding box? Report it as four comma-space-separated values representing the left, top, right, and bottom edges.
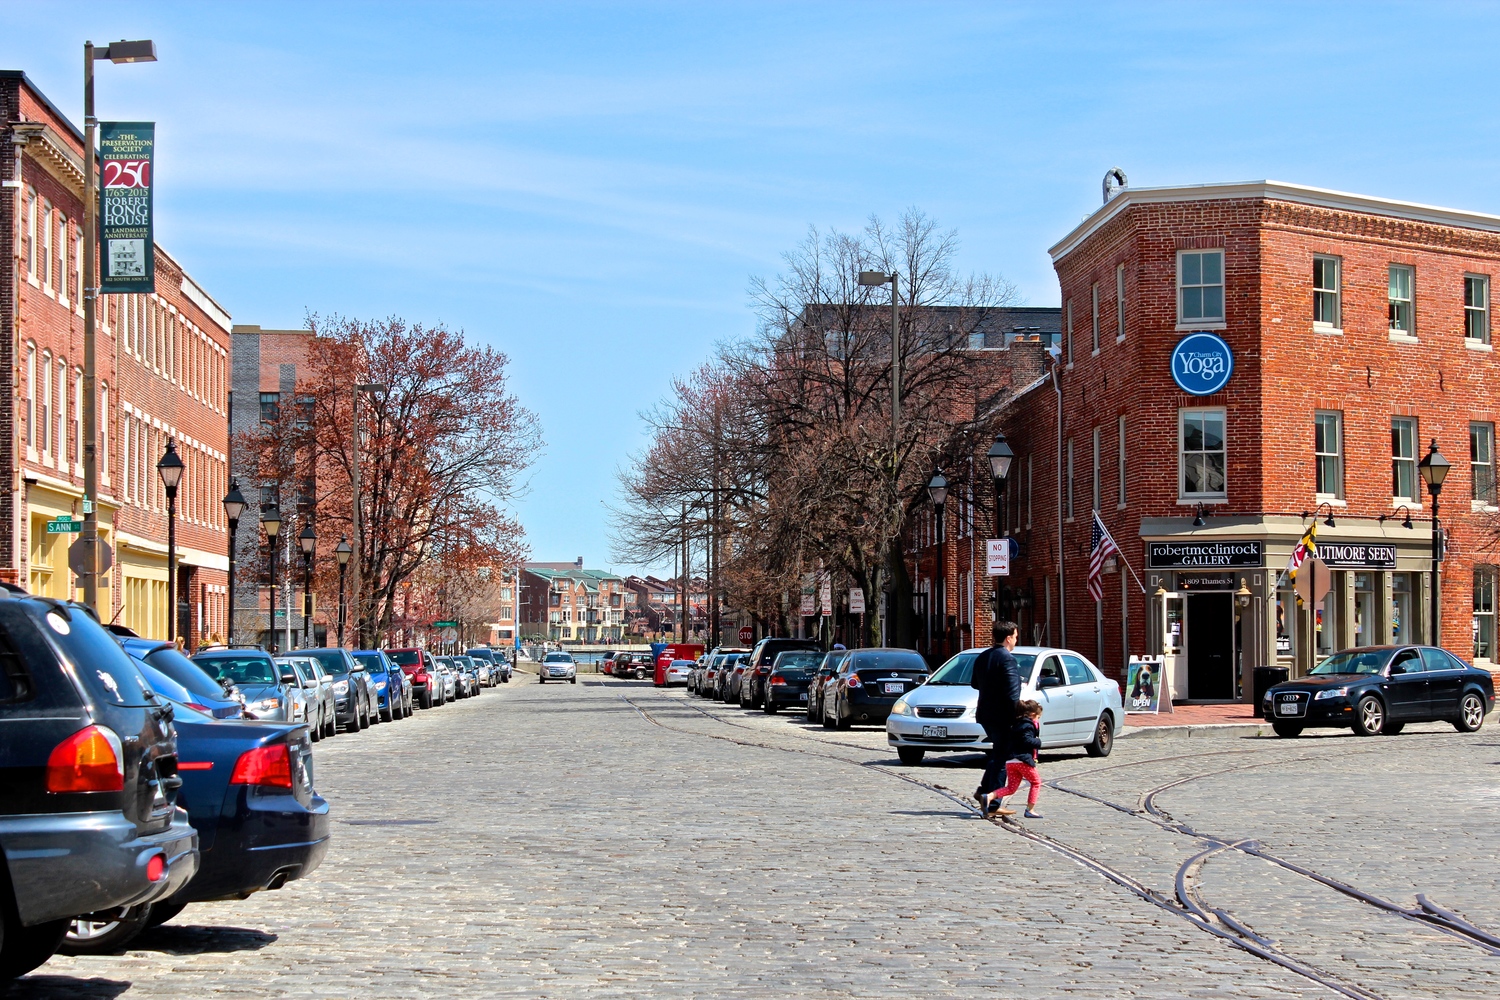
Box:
738, 626, 753, 645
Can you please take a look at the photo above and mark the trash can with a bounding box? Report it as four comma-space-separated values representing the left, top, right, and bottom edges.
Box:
1252, 665, 1290, 718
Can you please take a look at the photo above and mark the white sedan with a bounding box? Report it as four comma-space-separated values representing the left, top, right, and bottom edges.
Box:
886, 646, 1123, 765
663, 659, 695, 687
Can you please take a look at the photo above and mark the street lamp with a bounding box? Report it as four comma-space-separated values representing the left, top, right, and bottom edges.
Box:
1418, 440, 1451, 647
81, 39, 157, 617
334, 537, 352, 647
927, 470, 948, 659
859, 268, 900, 645
261, 505, 281, 653
986, 434, 1014, 637
223, 481, 246, 644
156, 439, 184, 643
299, 522, 316, 647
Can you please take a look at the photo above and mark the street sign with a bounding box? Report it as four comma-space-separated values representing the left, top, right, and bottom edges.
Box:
432, 620, 458, 628
67, 538, 113, 577
47, 516, 81, 534
818, 574, 832, 616
986, 538, 1011, 577
1294, 556, 1332, 611
799, 594, 815, 616
738, 625, 753, 644
849, 588, 865, 614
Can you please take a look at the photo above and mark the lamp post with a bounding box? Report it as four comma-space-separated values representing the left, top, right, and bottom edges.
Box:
858, 268, 900, 645
223, 481, 246, 645
986, 434, 1014, 638
156, 439, 184, 643
299, 522, 316, 647
261, 505, 281, 652
1418, 440, 1451, 647
81, 38, 156, 617
335, 536, 352, 647
927, 470, 948, 660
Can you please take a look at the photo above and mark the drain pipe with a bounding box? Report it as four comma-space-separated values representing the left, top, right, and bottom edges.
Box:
1051, 349, 1067, 648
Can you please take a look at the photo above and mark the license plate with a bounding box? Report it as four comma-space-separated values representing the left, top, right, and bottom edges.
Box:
883, 682, 904, 694
799, 693, 808, 701
921, 725, 948, 738
1277, 703, 1299, 715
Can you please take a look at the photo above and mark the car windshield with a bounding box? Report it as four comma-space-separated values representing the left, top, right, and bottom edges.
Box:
927, 651, 1038, 685
353, 652, 384, 672
145, 645, 228, 700
389, 650, 419, 666
194, 653, 277, 686
545, 653, 572, 662
850, 651, 929, 673
304, 650, 352, 676
1312, 650, 1391, 675
774, 652, 822, 671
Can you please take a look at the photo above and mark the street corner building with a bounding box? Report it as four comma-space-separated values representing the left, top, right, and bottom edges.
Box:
992, 177, 1500, 703
1, 71, 232, 642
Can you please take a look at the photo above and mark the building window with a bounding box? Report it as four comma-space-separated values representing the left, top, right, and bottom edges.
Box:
1091, 426, 1101, 513
1065, 299, 1073, 365
1391, 417, 1418, 502
40, 352, 52, 458
23, 190, 36, 280
24, 345, 36, 451
100, 383, 109, 483
1180, 408, 1226, 498
1473, 422, 1496, 506
1476, 568, 1496, 661
1115, 263, 1126, 340
1315, 411, 1343, 498
1025, 455, 1032, 529
1117, 415, 1127, 507
1313, 255, 1341, 328
1465, 275, 1490, 344
1177, 250, 1224, 324
57, 360, 68, 469
41, 202, 53, 292
1388, 265, 1413, 334
1090, 282, 1100, 354
259, 392, 280, 423
1066, 438, 1075, 519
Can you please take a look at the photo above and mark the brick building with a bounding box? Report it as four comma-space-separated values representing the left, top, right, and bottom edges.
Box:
2, 71, 232, 644
988, 179, 1500, 703
520, 560, 627, 642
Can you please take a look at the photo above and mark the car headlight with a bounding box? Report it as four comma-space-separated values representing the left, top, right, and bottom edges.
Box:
891, 698, 913, 716
375, 680, 387, 691
333, 680, 349, 695
1313, 687, 1348, 701
247, 697, 281, 715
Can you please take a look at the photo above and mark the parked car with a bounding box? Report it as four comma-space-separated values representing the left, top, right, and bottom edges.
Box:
433, 657, 458, 702
762, 650, 825, 714
296, 648, 376, 732
453, 655, 483, 696
191, 648, 295, 723
822, 648, 928, 730
886, 646, 1123, 764
0, 595, 198, 980
354, 649, 409, 721
61, 689, 329, 954
741, 638, 822, 710
276, 656, 334, 740
388, 648, 442, 708
806, 650, 850, 722
718, 654, 752, 702
121, 636, 244, 719
615, 652, 652, 680
662, 659, 695, 687
599, 651, 618, 676
437, 657, 467, 698
539, 651, 577, 684
1264, 645, 1496, 738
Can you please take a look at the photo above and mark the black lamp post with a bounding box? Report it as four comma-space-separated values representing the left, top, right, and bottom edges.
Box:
223, 481, 246, 644
299, 522, 316, 647
156, 439, 184, 643
986, 434, 1014, 635
927, 469, 948, 659
335, 536, 352, 647
261, 505, 281, 653
1418, 440, 1451, 647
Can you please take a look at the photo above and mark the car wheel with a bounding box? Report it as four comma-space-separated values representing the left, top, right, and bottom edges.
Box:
1084, 712, 1115, 757
635, 668, 646, 680
60, 904, 152, 955
309, 722, 320, 742
836, 712, 852, 730
539, 676, 545, 684
763, 700, 778, 714
0, 884, 67, 980
1455, 692, 1486, 732
145, 898, 188, 927
1352, 694, 1385, 736
570, 677, 577, 684
821, 711, 835, 729
381, 705, 393, 723
897, 747, 926, 766
1383, 722, 1405, 736
1271, 721, 1303, 738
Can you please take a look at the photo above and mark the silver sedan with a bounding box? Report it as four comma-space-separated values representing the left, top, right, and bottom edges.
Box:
538, 652, 577, 684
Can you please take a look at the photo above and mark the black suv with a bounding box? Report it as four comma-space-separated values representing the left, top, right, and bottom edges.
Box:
739, 638, 822, 710
0, 594, 198, 980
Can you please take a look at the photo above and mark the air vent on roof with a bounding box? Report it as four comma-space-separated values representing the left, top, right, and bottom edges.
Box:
1103, 167, 1128, 204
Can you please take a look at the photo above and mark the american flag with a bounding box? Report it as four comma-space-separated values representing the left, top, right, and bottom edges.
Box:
1088, 511, 1121, 602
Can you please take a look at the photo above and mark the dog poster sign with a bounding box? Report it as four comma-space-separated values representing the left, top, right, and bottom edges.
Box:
1125, 657, 1164, 714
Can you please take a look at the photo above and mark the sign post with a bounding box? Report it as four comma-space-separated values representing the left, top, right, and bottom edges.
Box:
985, 539, 1011, 576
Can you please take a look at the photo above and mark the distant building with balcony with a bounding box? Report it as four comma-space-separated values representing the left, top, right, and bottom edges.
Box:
519, 558, 626, 642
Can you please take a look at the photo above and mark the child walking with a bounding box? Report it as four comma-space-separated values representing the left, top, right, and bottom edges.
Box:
989, 700, 1044, 819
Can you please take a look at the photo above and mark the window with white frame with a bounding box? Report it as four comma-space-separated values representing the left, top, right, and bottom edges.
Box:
1066, 299, 1074, 365
1090, 282, 1100, 353
74, 372, 83, 472
56, 216, 68, 306
1313, 255, 1341, 328
41, 203, 53, 292
24, 345, 36, 451
100, 383, 109, 483
1180, 408, 1226, 498
1475, 566, 1496, 662
23, 190, 36, 281
1466, 275, 1490, 344
1473, 422, 1496, 506
1388, 265, 1413, 334
1115, 263, 1126, 340
1092, 426, 1101, 513
1315, 411, 1343, 498
1177, 250, 1224, 324
1391, 417, 1418, 502
1117, 415, 1127, 507
56, 359, 67, 468
40, 352, 52, 458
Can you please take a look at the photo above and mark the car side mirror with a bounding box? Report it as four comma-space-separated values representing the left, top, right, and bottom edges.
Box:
1388, 663, 1406, 676
281, 671, 297, 684
352, 663, 366, 672
1038, 675, 1062, 689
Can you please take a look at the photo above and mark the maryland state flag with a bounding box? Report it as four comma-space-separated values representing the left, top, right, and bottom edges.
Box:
1277, 523, 1318, 587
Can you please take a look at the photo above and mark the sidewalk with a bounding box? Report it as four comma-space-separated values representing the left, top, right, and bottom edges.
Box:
1121, 702, 1270, 738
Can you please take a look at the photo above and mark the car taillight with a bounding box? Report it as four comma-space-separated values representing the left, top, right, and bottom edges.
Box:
769, 674, 786, 685
846, 674, 862, 688
229, 745, 294, 788
46, 725, 124, 793
178, 761, 214, 771
145, 854, 166, 882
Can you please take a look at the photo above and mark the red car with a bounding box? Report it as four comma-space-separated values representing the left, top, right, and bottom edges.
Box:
386, 648, 442, 708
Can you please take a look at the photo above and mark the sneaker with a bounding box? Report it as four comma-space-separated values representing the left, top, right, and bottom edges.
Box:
1024, 808, 1044, 819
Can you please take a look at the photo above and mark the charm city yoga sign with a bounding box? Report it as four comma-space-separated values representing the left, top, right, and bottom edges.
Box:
1171, 332, 1234, 396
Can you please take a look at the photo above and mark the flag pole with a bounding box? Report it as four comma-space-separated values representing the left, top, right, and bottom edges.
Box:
1095, 513, 1146, 594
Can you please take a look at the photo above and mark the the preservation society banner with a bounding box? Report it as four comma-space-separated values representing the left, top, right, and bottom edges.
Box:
98, 121, 155, 294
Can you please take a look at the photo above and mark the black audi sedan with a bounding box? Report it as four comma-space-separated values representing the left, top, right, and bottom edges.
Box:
1264, 645, 1494, 738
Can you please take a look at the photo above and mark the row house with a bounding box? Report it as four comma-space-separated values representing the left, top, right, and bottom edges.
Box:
520, 560, 627, 642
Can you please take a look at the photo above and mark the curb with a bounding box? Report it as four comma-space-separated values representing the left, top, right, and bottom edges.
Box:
1121, 722, 1271, 739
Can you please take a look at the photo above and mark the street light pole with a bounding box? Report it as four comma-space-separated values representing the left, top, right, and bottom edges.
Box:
335, 536, 351, 647
927, 471, 948, 660
987, 434, 1015, 641
81, 38, 156, 615
299, 522, 316, 647
1419, 440, 1451, 648
223, 482, 245, 644
157, 439, 184, 643
262, 505, 281, 653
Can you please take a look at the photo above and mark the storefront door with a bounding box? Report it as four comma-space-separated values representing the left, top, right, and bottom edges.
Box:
1187, 592, 1235, 700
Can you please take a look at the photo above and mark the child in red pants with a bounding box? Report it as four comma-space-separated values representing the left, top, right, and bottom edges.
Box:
994, 700, 1044, 819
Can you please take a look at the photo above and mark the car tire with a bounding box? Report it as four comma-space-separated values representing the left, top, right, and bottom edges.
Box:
836, 712, 852, 730
539, 676, 545, 684
570, 677, 577, 684
1455, 692, 1486, 732
897, 747, 926, 766
145, 898, 188, 927
325, 717, 336, 739
1383, 722, 1405, 735
309, 722, 320, 742
0, 875, 68, 981
763, 700, 778, 714
1084, 712, 1115, 757
1271, 721, 1303, 738
1352, 694, 1385, 736
381, 705, 393, 723
60, 904, 152, 955
635, 668, 646, 680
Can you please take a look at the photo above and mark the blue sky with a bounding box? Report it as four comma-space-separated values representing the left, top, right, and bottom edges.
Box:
5, 2, 1499, 576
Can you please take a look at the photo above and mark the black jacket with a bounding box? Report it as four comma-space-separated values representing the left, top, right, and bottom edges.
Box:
971, 646, 1022, 727
1009, 717, 1042, 765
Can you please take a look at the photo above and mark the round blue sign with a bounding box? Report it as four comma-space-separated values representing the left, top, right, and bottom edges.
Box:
1170, 332, 1234, 396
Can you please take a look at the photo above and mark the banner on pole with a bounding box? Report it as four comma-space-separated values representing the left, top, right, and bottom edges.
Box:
985, 538, 1010, 577
98, 122, 155, 294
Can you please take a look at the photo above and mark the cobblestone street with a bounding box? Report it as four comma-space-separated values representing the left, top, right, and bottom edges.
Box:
18, 674, 1500, 999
